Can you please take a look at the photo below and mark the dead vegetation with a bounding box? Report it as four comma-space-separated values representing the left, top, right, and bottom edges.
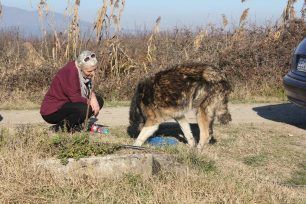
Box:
0, 124, 305, 203
0, 0, 305, 106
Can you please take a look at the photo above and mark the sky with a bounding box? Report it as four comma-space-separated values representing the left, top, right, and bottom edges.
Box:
1, 0, 305, 30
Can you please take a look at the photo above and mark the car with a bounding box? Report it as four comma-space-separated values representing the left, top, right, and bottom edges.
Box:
283, 37, 306, 107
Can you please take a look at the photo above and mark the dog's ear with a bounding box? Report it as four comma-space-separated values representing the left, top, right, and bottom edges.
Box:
218, 112, 231, 125
0, 114, 2, 122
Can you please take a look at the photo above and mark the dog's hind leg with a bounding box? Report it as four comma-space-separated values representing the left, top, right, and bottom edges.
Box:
176, 116, 196, 147
133, 120, 159, 146
196, 107, 214, 150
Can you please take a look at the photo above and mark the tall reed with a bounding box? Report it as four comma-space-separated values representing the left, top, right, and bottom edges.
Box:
146, 16, 161, 65
37, 0, 50, 57
281, 0, 297, 25
0, 0, 3, 18
66, 0, 80, 58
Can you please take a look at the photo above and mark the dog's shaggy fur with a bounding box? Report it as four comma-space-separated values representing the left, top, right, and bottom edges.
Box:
127, 63, 231, 150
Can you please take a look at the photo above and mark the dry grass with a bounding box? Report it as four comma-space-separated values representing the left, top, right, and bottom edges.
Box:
0, 124, 305, 203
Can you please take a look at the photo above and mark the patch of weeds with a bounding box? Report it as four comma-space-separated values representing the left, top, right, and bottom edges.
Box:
159, 145, 181, 155
287, 163, 306, 186
15, 124, 36, 146
220, 137, 237, 147
38, 186, 56, 199
0, 128, 9, 149
122, 173, 154, 201
108, 126, 130, 138
219, 130, 239, 147
0, 125, 50, 154
243, 154, 267, 167
157, 145, 216, 173
230, 96, 286, 104
177, 150, 216, 173
51, 134, 65, 146
261, 87, 287, 99
49, 134, 122, 165
124, 173, 143, 188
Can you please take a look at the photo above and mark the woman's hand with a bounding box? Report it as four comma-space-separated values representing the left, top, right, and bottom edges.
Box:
90, 92, 100, 116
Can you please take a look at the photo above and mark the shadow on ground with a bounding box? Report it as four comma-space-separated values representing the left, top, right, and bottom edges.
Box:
253, 103, 306, 129
0, 114, 2, 122
155, 123, 217, 144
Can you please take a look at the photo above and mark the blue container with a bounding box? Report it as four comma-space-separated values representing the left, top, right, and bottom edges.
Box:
147, 136, 178, 146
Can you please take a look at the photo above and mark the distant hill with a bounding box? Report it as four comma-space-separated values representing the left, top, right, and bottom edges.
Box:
0, 5, 93, 37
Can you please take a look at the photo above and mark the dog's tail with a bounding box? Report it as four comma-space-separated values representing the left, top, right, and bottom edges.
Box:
127, 81, 146, 138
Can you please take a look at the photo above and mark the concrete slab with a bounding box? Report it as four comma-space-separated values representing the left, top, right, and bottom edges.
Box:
36, 154, 163, 179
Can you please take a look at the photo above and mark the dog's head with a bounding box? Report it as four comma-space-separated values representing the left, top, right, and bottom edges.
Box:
127, 123, 143, 138
218, 112, 231, 125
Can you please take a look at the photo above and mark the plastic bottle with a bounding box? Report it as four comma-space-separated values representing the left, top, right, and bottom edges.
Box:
90, 124, 110, 134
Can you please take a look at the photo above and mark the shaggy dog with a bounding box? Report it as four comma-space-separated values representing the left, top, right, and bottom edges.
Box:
127, 63, 231, 150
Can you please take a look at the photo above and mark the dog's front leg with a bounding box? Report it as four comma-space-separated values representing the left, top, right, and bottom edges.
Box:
133, 123, 159, 146
176, 116, 196, 148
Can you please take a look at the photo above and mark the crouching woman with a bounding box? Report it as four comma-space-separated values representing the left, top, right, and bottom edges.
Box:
40, 50, 104, 132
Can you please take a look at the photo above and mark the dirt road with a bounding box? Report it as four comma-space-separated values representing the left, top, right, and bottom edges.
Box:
1, 103, 306, 131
